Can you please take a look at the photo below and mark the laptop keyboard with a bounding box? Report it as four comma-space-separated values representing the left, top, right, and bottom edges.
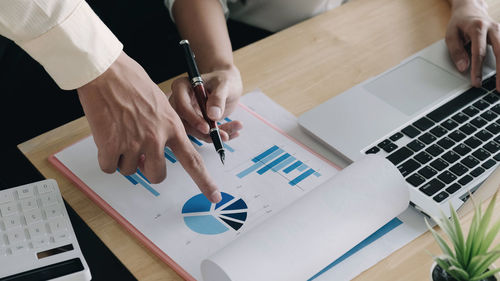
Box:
366, 75, 500, 203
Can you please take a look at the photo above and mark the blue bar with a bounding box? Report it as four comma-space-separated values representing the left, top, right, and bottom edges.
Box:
124, 175, 138, 185
188, 135, 203, 146
131, 174, 160, 196
289, 168, 315, 186
223, 143, 235, 153
283, 161, 302, 174
272, 156, 296, 172
297, 163, 308, 172
309, 218, 403, 280
257, 153, 290, 175
252, 145, 279, 163
224, 117, 232, 122
164, 148, 177, 163
314, 172, 322, 177
136, 169, 151, 184
237, 148, 284, 178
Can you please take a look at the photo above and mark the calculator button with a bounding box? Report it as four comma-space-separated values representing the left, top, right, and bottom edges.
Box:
48, 218, 67, 234
17, 186, 34, 199
10, 243, 29, 255
27, 222, 47, 238
0, 191, 14, 204
0, 247, 7, 256
37, 182, 54, 194
6, 228, 26, 244
20, 198, 38, 211
40, 193, 58, 207
24, 209, 43, 225
3, 215, 21, 229
44, 205, 62, 218
0, 202, 18, 217
32, 237, 49, 249
52, 233, 70, 244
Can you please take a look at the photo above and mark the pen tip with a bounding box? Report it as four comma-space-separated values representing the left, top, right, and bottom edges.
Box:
219, 150, 225, 165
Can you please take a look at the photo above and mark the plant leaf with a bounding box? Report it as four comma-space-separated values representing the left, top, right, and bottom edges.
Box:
465, 203, 481, 267
470, 266, 500, 281
447, 265, 470, 281
426, 219, 454, 257
469, 251, 500, 278
449, 203, 466, 266
473, 192, 497, 257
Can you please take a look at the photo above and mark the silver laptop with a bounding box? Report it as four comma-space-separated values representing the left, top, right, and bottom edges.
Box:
298, 39, 498, 218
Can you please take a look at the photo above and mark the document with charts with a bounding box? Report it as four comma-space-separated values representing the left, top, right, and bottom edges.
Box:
51, 104, 345, 280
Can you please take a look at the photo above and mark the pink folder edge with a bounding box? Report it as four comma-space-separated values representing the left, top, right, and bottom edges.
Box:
48, 103, 341, 280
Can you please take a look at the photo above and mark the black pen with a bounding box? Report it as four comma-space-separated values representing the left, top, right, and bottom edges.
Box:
179, 39, 226, 164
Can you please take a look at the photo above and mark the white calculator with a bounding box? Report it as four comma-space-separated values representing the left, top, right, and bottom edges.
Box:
0, 179, 91, 281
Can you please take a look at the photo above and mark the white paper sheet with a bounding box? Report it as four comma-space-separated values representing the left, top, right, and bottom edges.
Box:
201, 156, 409, 281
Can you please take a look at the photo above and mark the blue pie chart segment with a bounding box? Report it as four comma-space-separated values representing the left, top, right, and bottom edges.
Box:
182, 192, 248, 235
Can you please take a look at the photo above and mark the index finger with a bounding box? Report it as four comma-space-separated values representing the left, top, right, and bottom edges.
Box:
487, 27, 500, 91
168, 134, 221, 203
470, 24, 488, 87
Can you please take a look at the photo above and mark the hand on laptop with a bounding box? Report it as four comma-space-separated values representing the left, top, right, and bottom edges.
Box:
77, 51, 222, 203
169, 64, 243, 143
446, 0, 500, 90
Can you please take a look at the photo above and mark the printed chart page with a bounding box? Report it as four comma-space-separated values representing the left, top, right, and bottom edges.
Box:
54, 105, 339, 280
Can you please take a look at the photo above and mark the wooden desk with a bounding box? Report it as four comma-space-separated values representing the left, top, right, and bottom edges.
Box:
18, 0, 500, 279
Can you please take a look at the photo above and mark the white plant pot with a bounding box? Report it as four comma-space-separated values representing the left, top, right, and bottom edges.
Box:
430, 261, 500, 281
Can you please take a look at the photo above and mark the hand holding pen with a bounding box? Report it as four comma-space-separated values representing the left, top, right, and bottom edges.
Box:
169, 40, 243, 162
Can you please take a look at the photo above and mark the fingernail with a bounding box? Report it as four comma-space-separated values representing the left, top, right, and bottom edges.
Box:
456, 59, 467, 72
476, 77, 482, 86
208, 106, 222, 120
210, 191, 222, 203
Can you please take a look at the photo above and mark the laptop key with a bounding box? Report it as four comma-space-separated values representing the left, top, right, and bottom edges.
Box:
452, 112, 469, 124
382, 143, 398, 153
397, 159, 421, 177
437, 171, 457, 184
483, 76, 496, 91
406, 173, 426, 187
442, 119, 459, 130
378, 139, 391, 148
473, 99, 490, 110
420, 179, 445, 196
484, 141, 500, 153
476, 129, 494, 141
407, 140, 426, 152
481, 110, 498, 121
464, 136, 482, 149
462, 106, 480, 117
452, 144, 471, 156
430, 158, 449, 171
413, 117, 434, 131
418, 166, 438, 179
450, 163, 469, 176
433, 191, 449, 203
471, 117, 488, 128
437, 137, 455, 149
470, 167, 486, 177
414, 151, 433, 164
486, 123, 500, 134
401, 125, 421, 138
387, 147, 414, 165
366, 146, 380, 154
419, 133, 437, 144
430, 126, 447, 138
449, 130, 467, 142
442, 151, 460, 163
472, 148, 491, 161
459, 123, 477, 135
491, 104, 500, 114
390, 132, 404, 141
427, 87, 486, 122
461, 155, 480, 168
482, 159, 497, 169
495, 152, 500, 161
484, 93, 500, 104
446, 183, 462, 194
458, 175, 473, 185
426, 144, 445, 157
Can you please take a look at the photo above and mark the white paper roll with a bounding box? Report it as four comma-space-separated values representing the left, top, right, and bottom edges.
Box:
201, 155, 409, 281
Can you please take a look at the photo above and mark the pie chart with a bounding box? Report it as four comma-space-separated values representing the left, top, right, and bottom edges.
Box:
182, 192, 248, 235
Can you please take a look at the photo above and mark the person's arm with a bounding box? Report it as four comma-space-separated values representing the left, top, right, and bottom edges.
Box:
0, 0, 221, 203
168, 0, 243, 143
446, 0, 500, 91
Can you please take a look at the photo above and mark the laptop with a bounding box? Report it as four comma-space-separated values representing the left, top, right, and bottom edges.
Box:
298, 39, 498, 218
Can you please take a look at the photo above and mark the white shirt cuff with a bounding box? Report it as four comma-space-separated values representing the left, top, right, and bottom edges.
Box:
17, 1, 123, 90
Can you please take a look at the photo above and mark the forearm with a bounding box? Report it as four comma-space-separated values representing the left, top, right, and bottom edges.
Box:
172, 0, 233, 73
448, 0, 487, 11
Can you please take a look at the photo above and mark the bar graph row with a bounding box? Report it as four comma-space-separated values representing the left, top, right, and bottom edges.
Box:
123, 170, 160, 197
237, 145, 322, 186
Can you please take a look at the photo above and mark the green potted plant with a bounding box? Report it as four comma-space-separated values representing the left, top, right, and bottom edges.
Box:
426, 191, 500, 281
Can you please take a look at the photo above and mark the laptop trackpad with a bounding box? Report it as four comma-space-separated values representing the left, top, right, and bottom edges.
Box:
364, 57, 466, 116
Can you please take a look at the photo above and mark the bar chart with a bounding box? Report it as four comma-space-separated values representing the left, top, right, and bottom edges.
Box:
123, 170, 160, 197
237, 145, 322, 186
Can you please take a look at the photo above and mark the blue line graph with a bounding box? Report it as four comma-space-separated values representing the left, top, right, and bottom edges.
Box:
188, 135, 203, 146
237, 145, 322, 186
